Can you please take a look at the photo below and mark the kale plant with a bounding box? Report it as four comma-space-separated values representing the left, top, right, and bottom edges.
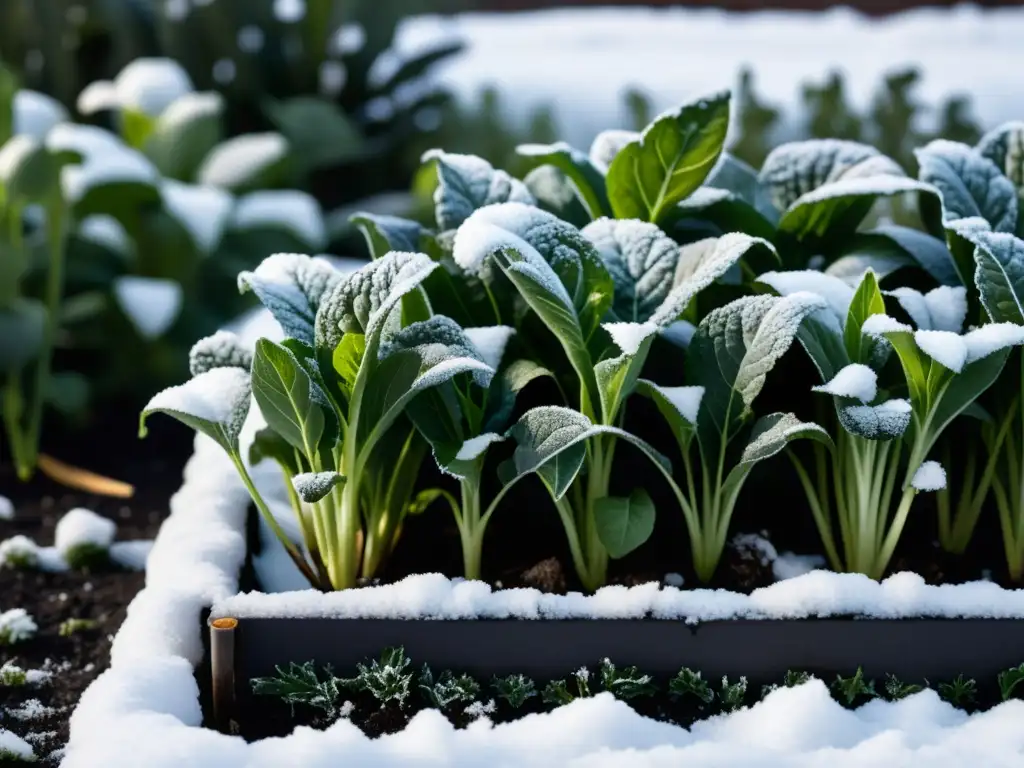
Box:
340, 647, 414, 710
598, 658, 656, 700
831, 667, 877, 707
668, 668, 714, 705
542, 668, 593, 706
251, 661, 341, 721
492, 674, 537, 709
418, 665, 480, 710
937, 675, 977, 708
718, 675, 748, 712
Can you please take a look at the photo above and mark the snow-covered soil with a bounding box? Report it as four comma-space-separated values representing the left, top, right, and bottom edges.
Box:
397, 5, 1024, 149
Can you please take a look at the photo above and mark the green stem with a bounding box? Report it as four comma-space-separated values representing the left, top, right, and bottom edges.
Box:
788, 450, 842, 571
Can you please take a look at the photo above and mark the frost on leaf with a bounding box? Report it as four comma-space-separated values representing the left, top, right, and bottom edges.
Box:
650, 233, 777, 327
740, 413, 831, 465
758, 140, 899, 213
915, 140, 1018, 232
973, 231, 1024, 324
886, 286, 967, 333
314, 251, 438, 351
812, 363, 878, 403
757, 270, 854, 322
292, 471, 345, 503
582, 218, 678, 322
914, 330, 968, 373
423, 150, 534, 231
977, 121, 1024, 193
861, 314, 913, 336
455, 433, 504, 462
589, 129, 639, 171
912, 461, 947, 492
839, 399, 912, 440
238, 253, 343, 346
603, 322, 658, 356
463, 326, 515, 371
141, 366, 252, 449
379, 315, 495, 390
188, 331, 252, 377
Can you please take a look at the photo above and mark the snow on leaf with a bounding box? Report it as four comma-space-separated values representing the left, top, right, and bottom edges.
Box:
315, 251, 439, 351
291, 471, 345, 503
77, 57, 193, 117
914, 330, 968, 373
13, 90, 67, 139
380, 315, 495, 389
861, 314, 913, 336
78, 214, 131, 255
887, 286, 967, 333
141, 366, 251, 449
463, 326, 515, 371
757, 270, 854, 323
232, 189, 327, 250
963, 323, 1024, 364
455, 433, 505, 462
582, 218, 679, 322
423, 150, 535, 231
160, 180, 232, 253
655, 385, 705, 426
239, 253, 344, 347
973, 231, 1024, 324
915, 140, 1018, 232
977, 121, 1024, 193
0, 609, 37, 645
740, 412, 832, 465
812, 363, 878, 403
589, 129, 639, 171
113, 276, 182, 339
189, 331, 253, 377
912, 461, 947, 492
197, 132, 288, 190
839, 399, 912, 440
650, 233, 776, 327
602, 321, 658, 356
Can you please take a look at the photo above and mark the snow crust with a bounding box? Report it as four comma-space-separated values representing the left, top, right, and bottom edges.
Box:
197, 133, 288, 190
888, 286, 967, 333
861, 314, 912, 335
914, 330, 967, 373
232, 190, 327, 250
114, 276, 183, 339
79, 214, 132, 255
0, 728, 34, 760
145, 367, 251, 426
963, 322, 1024, 364
812, 363, 877, 403
912, 461, 948, 492
55, 508, 116, 556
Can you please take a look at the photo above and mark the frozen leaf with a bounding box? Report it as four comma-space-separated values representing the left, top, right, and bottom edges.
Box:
911, 461, 946, 492
292, 471, 345, 503
113, 276, 182, 339
812, 363, 878, 403
188, 331, 252, 376
379, 315, 495, 390
724, 413, 832, 497
197, 132, 288, 191
351, 213, 425, 259
887, 286, 967, 332
517, 142, 609, 218
973, 231, 1024, 324
463, 326, 515, 371
839, 399, 912, 440
251, 661, 340, 719
423, 150, 534, 231
141, 366, 251, 452
915, 140, 1017, 232
232, 190, 327, 250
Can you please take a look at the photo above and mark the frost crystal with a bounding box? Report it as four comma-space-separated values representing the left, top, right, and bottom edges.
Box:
0, 609, 37, 645
861, 314, 913, 335
379, 315, 495, 389
963, 323, 1024, 364
912, 461, 947, 492
812, 363, 878, 403
463, 326, 515, 371
188, 331, 252, 377
914, 330, 968, 373
757, 270, 853, 321
603, 322, 658, 356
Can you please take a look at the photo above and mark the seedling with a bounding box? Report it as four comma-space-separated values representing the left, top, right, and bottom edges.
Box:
542, 668, 593, 706
998, 663, 1024, 701
719, 675, 748, 712
884, 674, 924, 701
251, 661, 340, 720
0, 609, 36, 646
340, 647, 413, 710
418, 665, 479, 709
491, 674, 537, 709
598, 658, 656, 700
669, 667, 714, 705
0, 662, 27, 686
937, 675, 976, 708
832, 667, 877, 707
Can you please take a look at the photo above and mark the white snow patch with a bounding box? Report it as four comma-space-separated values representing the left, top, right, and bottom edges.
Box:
79, 215, 132, 255
0, 535, 39, 568
757, 270, 853, 320
963, 322, 1024, 364
658, 385, 705, 425
77, 58, 193, 117
812, 363, 877, 403
13, 90, 67, 139
0, 729, 34, 761
663, 572, 685, 588
603, 322, 658, 356
861, 314, 913, 335
912, 461, 947, 492
144, 366, 251, 427
0, 609, 37, 644
197, 132, 288, 190
231, 190, 326, 250
114, 276, 183, 339
0, 495, 13, 520
888, 286, 967, 333
465, 699, 497, 720
914, 330, 968, 373
455, 433, 504, 462
464, 326, 515, 371
110, 541, 155, 571
160, 181, 233, 253
55, 509, 116, 557
772, 552, 826, 581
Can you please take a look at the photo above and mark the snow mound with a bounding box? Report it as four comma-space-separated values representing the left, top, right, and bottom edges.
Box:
912, 461, 947, 492
0, 495, 13, 520
55, 508, 116, 557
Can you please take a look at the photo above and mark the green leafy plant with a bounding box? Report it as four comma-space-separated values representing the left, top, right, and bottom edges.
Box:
251, 661, 341, 720
718, 675, 748, 712
884, 674, 924, 701
492, 674, 537, 710
418, 665, 479, 710
0, 661, 27, 687
668, 667, 714, 705
937, 674, 977, 708
831, 667, 877, 707
340, 647, 413, 710
998, 663, 1024, 701
542, 668, 593, 706
598, 658, 656, 701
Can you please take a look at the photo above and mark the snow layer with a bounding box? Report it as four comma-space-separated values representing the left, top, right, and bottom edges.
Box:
396, 6, 1024, 150
231, 190, 327, 250
912, 461, 948, 492
114, 276, 183, 339
55, 508, 116, 557
812, 364, 877, 403
0, 728, 34, 761
13, 90, 67, 139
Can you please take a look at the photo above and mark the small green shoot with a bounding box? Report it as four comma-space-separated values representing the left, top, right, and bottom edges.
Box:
598, 658, 656, 700
58, 618, 98, 637
998, 663, 1024, 701
937, 675, 976, 708
251, 661, 340, 720
418, 664, 479, 709
492, 674, 537, 709
669, 667, 714, 705
340, 647, 413, 709
0, 662, 27, 686
832, 667, 877, 707
542, 668, 592, 706
719, 675, 748, 712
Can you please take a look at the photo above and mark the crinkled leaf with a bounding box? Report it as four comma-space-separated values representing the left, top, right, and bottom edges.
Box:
606, 92, 730, 223
594, 488, 656, 559
973, 231, 1024, 323
291, 471, 345, 503
351, 213, 425, 259
759, 140, 891, 207
140, 367, 251, 452
517, 142, 610, 219
838, 399, 913, 440
523, 165, 591, 228
238, 254, 343, 347
423, 150, 535, 231
188, 331, 252, 377
250, 339, 326, 456
595, 322, 658, 422
977, 122, 1024, 195
723, 413, 833, 500
582, 218, 679, 322
915, 140, 1018, 233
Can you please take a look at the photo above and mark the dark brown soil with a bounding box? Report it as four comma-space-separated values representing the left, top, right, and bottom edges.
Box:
0, 409, 192, 763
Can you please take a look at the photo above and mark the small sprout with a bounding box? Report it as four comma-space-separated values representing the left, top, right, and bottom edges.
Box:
492, 674, 536, 709
418, 664, 479, 709
542, 667, 593, 707
669, 667, 714, 705
1, 662, 27, 687
0, 536, 39, 569
251, 661, 340, 720
937, 675, 976, 708
63, 543, 110, 571
784, 669, 811, 687
884, 674, 924, 701
58, 618, 98, 637
719, 675, 748, 712
598, 658, 656, 700
831, 667, 877, 707
997, 663, 1024, 701
0, 609, 37, 646
340, 646, 413, 710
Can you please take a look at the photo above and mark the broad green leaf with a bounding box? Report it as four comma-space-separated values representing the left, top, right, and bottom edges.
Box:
973, 231, 1024, 323
517, 142, 610, 219
239, 253, 343, 347
667, 187, 777, 242
595, 322, 658, 422
929, 349, 1011, 444
423, 150, 535, 231
650, 233, 778, 327
0, 135, 60, 201
844, 270, 886, 364
266, 96, 364, 174
120, 107, 156, 149
251, 339, 325, 456
406, 383, 466, 471
722, 412, 833, 500
606, 91, 730, 223
838, 399, 912, 440
332, 333, 366, 397
589, 129, 638, 171
249, 426, 302, 475
582, 218, 679, 322
350, 213, 425, 259
594, 488, 656, 559
197, 132, 289, 192
144, 92, 223, 180
140, 367, 251, 452
859, 225, 960, 286
915, 140, 1018, 233
0, 298, 45, 371
292, 471, 346, 503
635, 379, 704, 456
523, 165, 592, 229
